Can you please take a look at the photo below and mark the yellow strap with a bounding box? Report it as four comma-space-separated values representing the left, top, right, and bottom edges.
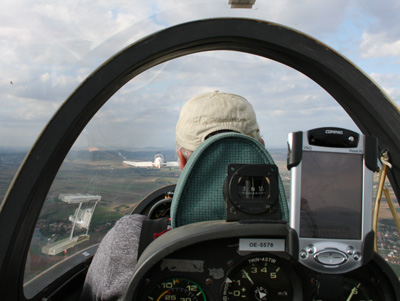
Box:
372, 152, 388, 251
372, 151, 400, 252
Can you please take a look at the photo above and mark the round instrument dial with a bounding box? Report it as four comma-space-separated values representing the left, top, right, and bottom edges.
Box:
146, 277, 207, 300
311, 277, 380, 300
222, 256, 297, 300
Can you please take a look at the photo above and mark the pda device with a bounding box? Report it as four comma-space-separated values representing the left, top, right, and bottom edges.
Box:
287, 127, 377, 273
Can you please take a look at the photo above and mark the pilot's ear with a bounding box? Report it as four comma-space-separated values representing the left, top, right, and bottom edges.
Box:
177, 149, 187, 170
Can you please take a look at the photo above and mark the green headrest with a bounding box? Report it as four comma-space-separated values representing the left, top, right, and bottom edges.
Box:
170, 133, 288, 228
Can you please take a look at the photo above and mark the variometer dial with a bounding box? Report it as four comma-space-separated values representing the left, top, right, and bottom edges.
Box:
222, 256, 298, 300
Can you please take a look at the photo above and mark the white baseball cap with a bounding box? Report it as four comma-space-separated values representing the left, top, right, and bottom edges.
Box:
176, 90, 261, 151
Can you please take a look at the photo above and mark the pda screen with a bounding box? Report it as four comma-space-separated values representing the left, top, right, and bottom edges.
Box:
300, 151, 363, 239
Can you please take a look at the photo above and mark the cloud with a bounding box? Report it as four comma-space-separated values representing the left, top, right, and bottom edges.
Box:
357, 0, 400, 59
256, 0, 351, 36
0, 0, 398, 149
361, 32, 400, 58
70, 49, 359, 149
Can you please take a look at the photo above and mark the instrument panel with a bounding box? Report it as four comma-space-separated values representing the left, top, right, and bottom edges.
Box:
125, 221, 396, 301
135, 237, 301, 300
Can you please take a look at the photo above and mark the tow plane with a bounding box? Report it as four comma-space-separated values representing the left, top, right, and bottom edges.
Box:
123, 154, 179, 169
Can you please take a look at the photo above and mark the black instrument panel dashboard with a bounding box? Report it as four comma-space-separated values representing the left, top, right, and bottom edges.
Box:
125, 221, 397, 301
135, 237, 301, 300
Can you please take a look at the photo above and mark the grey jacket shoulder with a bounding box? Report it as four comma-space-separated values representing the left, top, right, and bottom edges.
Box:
80, 214, 147, 301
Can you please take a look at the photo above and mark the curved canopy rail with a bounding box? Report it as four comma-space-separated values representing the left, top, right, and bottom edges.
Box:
1, 18, 400, 299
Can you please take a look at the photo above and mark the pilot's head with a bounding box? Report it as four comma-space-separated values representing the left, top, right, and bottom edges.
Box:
176, 90, 262, 169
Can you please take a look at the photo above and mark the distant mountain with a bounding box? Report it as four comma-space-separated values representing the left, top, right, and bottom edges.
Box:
0, 148, 286, 165
268, 148, 288, 162
0, 151, 27, 165
64, 149, 178, 162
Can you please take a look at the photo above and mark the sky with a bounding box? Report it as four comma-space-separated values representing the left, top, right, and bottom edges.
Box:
1, 0, 400, 151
